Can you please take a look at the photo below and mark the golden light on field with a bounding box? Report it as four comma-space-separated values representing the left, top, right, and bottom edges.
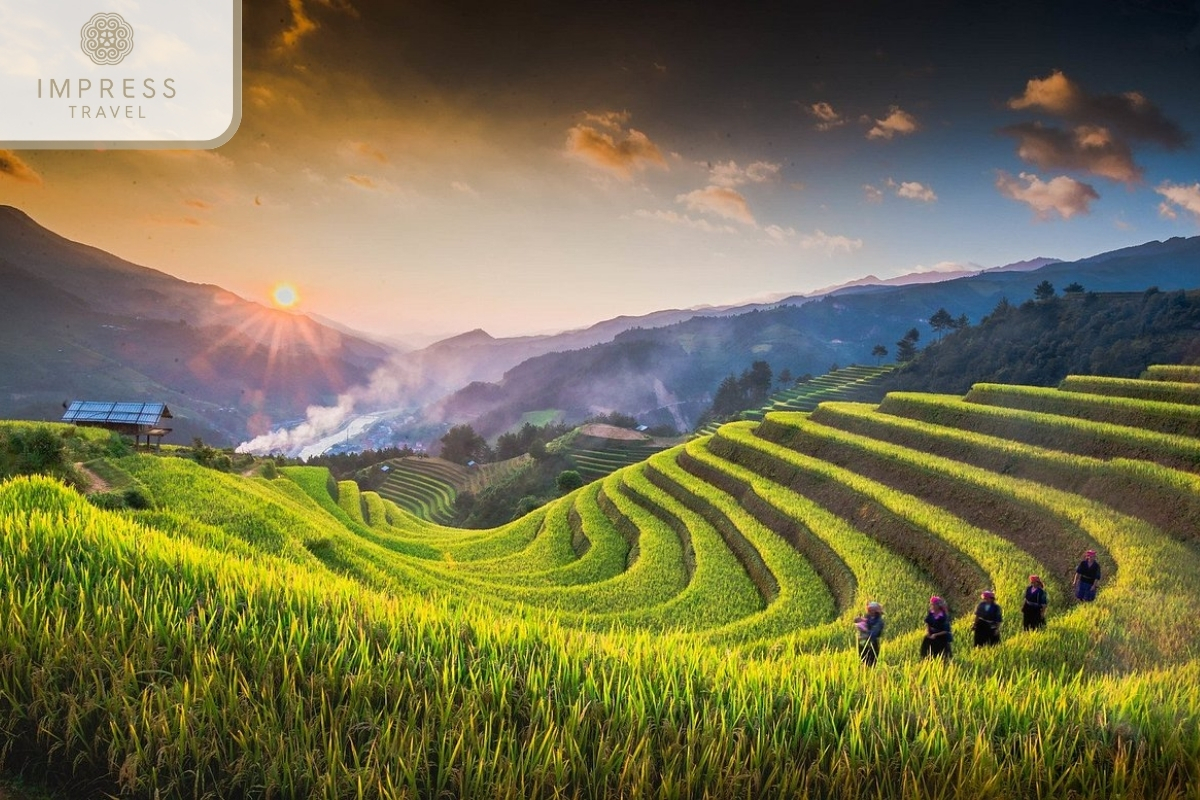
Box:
272, 283, 299, 308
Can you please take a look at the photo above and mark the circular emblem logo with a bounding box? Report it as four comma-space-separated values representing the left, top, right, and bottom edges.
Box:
80, 12, 134, 65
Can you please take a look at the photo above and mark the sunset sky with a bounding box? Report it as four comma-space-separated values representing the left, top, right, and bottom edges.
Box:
2, 0, 1199, 341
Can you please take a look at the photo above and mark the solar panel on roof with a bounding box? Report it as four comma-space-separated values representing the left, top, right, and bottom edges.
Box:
62, 401, 170, 426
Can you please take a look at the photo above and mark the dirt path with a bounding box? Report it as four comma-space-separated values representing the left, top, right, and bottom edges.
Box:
74, 462, 111, 494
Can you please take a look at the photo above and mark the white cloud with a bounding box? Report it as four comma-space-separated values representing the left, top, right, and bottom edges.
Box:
1155, 182, 1200, 221
867, 106, 919, 140
798, 229, 863, 255
676, 185, 756, 225
451, 181, 479, 197
867, 179, 937, 203
895, 180, 937, 202
708, 160, 781, 188
633, 209, 738, 234
996, 171, 1099, 220
763, 224, 796, 243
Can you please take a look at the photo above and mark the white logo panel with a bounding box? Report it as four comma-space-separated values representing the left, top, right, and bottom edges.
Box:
0, 0, 241, 148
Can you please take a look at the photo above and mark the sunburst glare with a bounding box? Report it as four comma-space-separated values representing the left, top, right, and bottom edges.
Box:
272, 283, 299, 308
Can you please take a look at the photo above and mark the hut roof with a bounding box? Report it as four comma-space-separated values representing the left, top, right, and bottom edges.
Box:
62, 401, 173, 434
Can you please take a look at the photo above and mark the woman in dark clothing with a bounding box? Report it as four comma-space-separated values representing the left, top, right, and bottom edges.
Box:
1022, 575, 1048, 630
1073, 550, 1102, 602
972, 590, 1002, 647
854, 600, 885, 667
920, 596, 953, 660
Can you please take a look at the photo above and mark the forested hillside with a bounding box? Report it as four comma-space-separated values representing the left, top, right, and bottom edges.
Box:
884, 287, 1200, 394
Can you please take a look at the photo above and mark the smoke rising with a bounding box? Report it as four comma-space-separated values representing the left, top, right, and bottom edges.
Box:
235, 354, 428, 456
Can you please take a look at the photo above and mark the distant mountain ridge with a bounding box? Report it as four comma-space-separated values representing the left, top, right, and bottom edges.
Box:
421, 236, 1200, 440
0, 206, 392, 445
3, 204, 1197, 454
383, 256, 1068, 406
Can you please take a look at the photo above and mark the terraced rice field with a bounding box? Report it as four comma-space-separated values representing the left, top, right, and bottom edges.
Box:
0, 363, 1198, 797
377, 455, 530, 522
559, 428, 673, 481
696, 363, 893, 435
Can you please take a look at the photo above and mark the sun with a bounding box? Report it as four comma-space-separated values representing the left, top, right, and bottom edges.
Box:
272, 283, 299, 308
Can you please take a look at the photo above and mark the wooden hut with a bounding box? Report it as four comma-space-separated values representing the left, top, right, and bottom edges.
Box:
61, 401, 173, 449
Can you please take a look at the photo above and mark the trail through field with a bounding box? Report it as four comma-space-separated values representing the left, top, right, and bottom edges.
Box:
74, 462, 110, 494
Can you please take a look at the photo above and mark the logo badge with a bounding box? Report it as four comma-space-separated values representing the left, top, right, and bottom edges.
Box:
0, 0, 240, 149
80, 12, 134, 66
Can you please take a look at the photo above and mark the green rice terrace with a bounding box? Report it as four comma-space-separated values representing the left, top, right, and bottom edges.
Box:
697, 363, 894, 435
376, 456, 530, 524
2, 364, 1200, 797
558, 424, 680, 482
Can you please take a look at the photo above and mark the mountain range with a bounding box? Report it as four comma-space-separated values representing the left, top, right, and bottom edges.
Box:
424, 237, 1200, 441
2, 203, 1197, 450
0, 206, 390, 444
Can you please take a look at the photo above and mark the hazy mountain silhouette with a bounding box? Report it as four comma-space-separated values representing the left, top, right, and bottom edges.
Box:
4, 204, 1197, 451
0, 206, 391, 445
426, 237, 1200, 438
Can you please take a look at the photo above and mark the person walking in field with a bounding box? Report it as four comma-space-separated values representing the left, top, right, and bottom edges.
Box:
920, 596, 953, 660
1021, 575, 1048, 630
972, 590, 1002, 647
854, 600, 885, 667
1073, 549, 1102, 602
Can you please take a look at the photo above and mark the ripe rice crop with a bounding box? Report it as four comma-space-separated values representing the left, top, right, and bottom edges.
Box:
1, 366, 1200, 797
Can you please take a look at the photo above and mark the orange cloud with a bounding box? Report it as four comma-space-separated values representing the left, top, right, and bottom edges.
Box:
247, 85, 276, 109
808, 101, 845, 131
676, 186, 755, 226
996, 171, 1099, 220
280, 0, 317, 48
565, 111, 666, 180
280, 0, 359, 49
184, 198, 213, 210
1002, 122, 1139, 183
1008, 71, 1084, 115
0, 150, 42, 185
345, 174, 378, 190
348, 141, 388, 163
1008, 71, 1186, 149
867, 106, 918, 140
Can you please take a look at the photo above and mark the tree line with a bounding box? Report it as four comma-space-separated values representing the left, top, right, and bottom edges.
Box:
881, 285, 1200, 393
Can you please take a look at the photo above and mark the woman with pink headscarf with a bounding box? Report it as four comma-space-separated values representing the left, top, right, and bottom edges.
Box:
920, 596, 953, 660
1021, 575, 1048, 630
